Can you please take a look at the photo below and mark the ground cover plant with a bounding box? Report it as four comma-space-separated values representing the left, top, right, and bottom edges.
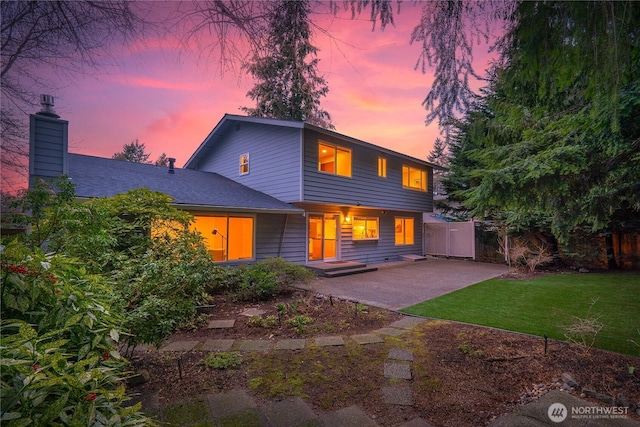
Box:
401, 272, 640, 356
131, 289, 640, 427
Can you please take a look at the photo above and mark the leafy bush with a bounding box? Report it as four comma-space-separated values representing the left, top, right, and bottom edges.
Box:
4, 183, 218, 348
232, 268, 279, 301
211, 258, 316, 302
251, 257, 316, 289
0, 242, 154, 425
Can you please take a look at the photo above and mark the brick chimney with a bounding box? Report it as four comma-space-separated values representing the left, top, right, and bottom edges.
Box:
29, 95, 69, 186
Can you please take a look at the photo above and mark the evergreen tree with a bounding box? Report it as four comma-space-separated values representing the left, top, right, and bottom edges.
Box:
112, 139, 151, 163
445, 1, 640, 259
241, 0, 334, 129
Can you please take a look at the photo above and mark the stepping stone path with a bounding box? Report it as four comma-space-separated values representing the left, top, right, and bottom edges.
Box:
149, 314, 433, 426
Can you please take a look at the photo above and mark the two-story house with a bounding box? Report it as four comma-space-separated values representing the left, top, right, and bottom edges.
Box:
29, 98, 435, 269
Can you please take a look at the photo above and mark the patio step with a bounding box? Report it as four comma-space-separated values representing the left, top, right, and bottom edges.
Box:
400, 254, 427, 261
323, 266, 378, 278
307, 261, 378, 277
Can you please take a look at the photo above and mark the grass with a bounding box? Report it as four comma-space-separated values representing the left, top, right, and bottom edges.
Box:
400, 272, 640, 356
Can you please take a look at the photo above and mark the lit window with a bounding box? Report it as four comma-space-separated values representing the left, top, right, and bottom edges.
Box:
378, 157, 387, 178
319, 142, 351, 177
402, 165, 427, 191
240, 153, 249, 175
353, 217, 379, 240
191, 215, 254, 261
395, 217, 414, 245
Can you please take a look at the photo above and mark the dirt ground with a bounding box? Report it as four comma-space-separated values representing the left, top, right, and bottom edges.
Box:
130, 289, 640, 427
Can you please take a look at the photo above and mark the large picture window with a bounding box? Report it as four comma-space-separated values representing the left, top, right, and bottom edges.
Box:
395, 217, 415, 245
353, 217, 379, 240
402, 165, 427, 191
319, 142, 351, 177
191, 215, 254, 262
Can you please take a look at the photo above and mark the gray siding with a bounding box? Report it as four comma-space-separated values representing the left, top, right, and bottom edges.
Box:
196, 123, 302, 202
296, 203, 423, 265
302, 129, 433, 212
29, 114, 68, 180
255, 212, 307, 263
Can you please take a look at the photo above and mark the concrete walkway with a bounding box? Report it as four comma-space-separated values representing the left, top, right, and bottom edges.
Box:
298, 258, 510, 311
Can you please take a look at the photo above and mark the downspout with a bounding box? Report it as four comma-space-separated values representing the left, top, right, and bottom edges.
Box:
278, 214, 289, 258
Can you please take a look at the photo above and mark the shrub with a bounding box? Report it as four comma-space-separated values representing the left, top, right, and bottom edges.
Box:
4, 182, 219, 348
232, 268, 279, 301
251, 258, 316, 289
0, 242, 154, 425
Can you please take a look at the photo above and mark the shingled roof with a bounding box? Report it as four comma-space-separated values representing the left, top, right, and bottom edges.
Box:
67, 153, 303, 214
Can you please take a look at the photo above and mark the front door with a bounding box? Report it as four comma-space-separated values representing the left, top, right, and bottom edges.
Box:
308, 214, 338, 261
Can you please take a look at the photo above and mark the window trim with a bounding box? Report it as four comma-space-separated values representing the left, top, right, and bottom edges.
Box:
352, 216, 380, 241
394, 216, 415, 246
239, 153, 249, 175
402, 165, 427, 192
377, 157, 387, 178
191, 213, 256, 262
318, 141, 352, 177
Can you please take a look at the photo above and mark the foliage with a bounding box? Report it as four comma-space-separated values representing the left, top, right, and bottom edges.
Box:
506, 234, 554, 272
112, 139, 151, 163
247, 315, 279, 329
241, 0, 333, 129
444, 1, 640, 250
4, 182, 218, 348
112, 139, 168, 166
0, 242, 154, 425
250, 257, 316, 289
209, 258, 315, 302
202, 352, 243, 370
285, 315, 314, 335
1, 178, 77, 250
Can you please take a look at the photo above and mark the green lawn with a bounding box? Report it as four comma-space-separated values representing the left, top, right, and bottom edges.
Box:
401, 273, 640, 356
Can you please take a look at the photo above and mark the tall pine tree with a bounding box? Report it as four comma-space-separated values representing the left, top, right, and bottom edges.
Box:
241, 0, 333, 129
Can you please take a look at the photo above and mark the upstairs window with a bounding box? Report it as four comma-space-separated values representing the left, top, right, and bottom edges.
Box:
353, 217, 379, 240
402, 165, 427, 191
239, 153, 249, 175
378, 157, 387, 178
319, 142, 351, 177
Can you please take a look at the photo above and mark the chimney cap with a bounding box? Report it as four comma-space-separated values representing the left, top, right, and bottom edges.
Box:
36, 94, 60, 118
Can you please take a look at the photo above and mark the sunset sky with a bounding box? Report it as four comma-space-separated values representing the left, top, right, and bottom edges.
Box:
49, 2, 493, 167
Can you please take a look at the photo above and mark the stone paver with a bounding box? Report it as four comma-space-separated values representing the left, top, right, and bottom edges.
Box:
388, 348, 414, 361
389, 317, 426, 330
382, 386, 414, 406
205, 389, 257, 419
314, 336, 345, 347
207, 319, 236, 329
320, 405, 378, 427
159, 340, 200, 352
275, 339, 306, 350
238, 339, 272, 352
201, 339, 235, 352
384, 362, 412, 380
239, 308, 267, 317
351, 333, 384, 345
373, 327, 406, 337
262, 397, 319, 427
